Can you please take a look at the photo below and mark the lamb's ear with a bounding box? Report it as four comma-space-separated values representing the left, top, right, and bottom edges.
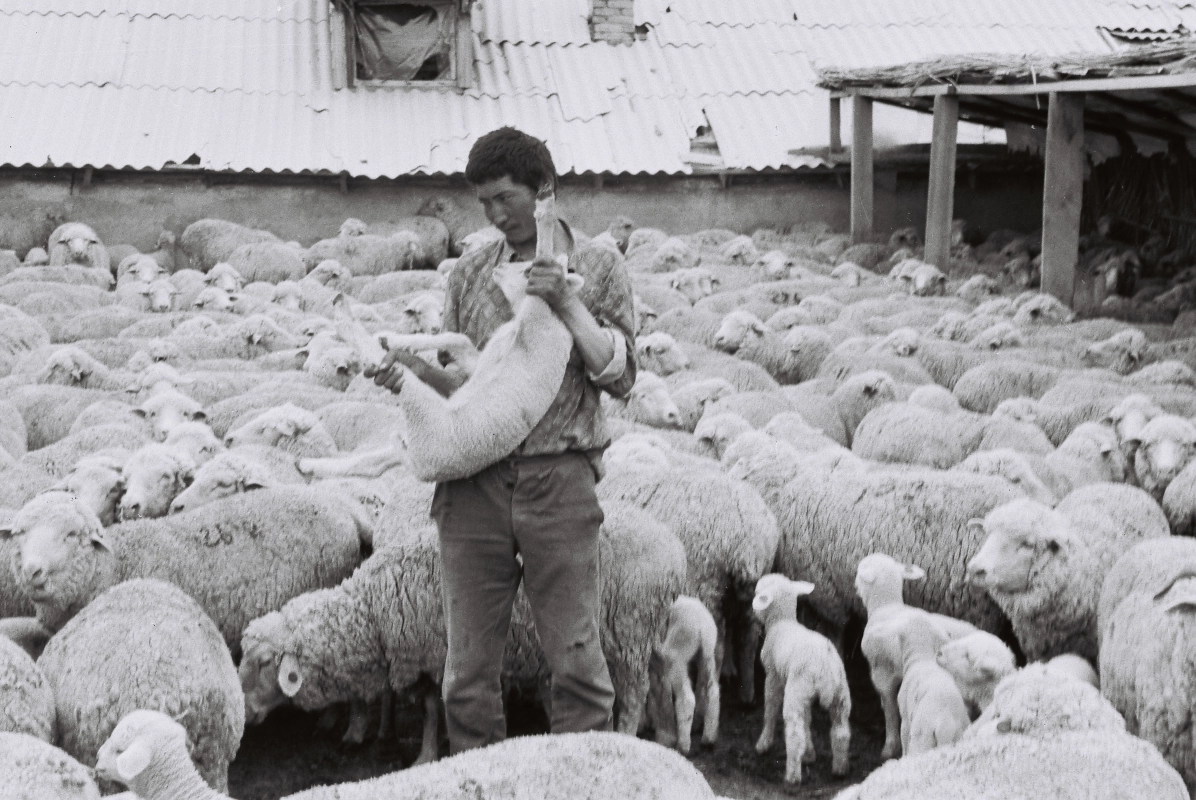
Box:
902, 564, 926, 582
966, 518, 986, 536
0, 524, 13, 540
278, 653, 304, 697
751, 592, 772, 613
191, 410, 207, 422
240, 478, 268, 492
115, 738, 154, 782
787, 579, 815, 596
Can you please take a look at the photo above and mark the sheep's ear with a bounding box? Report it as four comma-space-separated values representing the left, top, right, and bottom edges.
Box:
240, 478, 267, 492
1099, 440, 1114, 455
902, 564, 926, 582
1155, 575, 1196, 613
787, 579, 815, 596
278, 653, 304, 697
89, 528, 113, 552
668, 275, 682, 290
131, 408, 148, 419
114, 739, 154, 782
710, 276, 721, 288
0, 525, 13, 540
966, 518, 986, 535
752, 592, 773, 613
749, 319, 766, 337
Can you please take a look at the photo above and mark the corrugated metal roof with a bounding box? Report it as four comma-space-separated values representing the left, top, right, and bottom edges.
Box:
1, 0, 1193, 177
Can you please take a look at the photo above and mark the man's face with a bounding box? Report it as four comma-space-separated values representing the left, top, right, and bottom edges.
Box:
475, 176, 537, 247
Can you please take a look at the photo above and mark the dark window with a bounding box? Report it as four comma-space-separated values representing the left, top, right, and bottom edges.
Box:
351, 3, 455, 82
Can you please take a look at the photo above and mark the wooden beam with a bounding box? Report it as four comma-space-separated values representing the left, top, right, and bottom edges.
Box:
829, 97, 842, 152
833, 70, 1196, 100
1041, 92, 1085, 306
851, 95, 874, 245
924, 95, 959, 270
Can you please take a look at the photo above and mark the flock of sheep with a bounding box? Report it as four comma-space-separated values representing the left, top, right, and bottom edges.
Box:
1, 204, 1196, 800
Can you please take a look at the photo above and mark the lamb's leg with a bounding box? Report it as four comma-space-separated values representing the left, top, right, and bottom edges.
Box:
755, 672, 782, 754
874, 669, 902, 760
738, 621, 760, 705
412, 692, 441, 766
829, 703, 851, 776
299, 436, 405, 479
375, 689, 395, 740
670, 663, 696, 755
700, 657, 721, 746
782, 687, 812, 785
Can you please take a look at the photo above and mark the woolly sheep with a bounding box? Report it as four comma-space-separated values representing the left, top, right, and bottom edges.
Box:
670, 377, 737, 432
955, 274, 1000, 304
1163, 457, 1196, 535
355, 269, 445, 305
895, 615, 971, 756
598, 462, 780, 704
134, 387, 206, 442
660, 340, 781, 393
304, 232, 420, 277
180, 218, 280, 273
729, 452, 1020, 634
116, 443, 196, 521
203, 387, 345, 439
0, 305, 51, 377
649, 305, 725, 348
953, 359, 1071, 413
1083, 328, 1149, 375
5, 488, 366, 652
1128, 414, 1196, 500
20, 423, 148, 480
835, 664, 1189, 800
314, 400, 405, 452
191, 287, 237, 313
0, 634, 56, 741
647, 237, 700, 273
713, 310, 802, 384
664, 267, 718, 303
907, 383, 960, 413
718, 234, 759, 265
223, 403, 338, 458
993, 395, 1116, 447
635, 331, 690, 376
1012, 293, 1075, 326
47, 222, 110, 274
1096, 536, 1196, 789
1127, 359, 1196, 388
6, 384, 114, 450
96, 709, 715, 800
226, 241, 305, 284
752, 574, 851, 784
0, 732, 101, 800
115, 254, 164, 285
966, 483, 1170, 663
116, 277, 178, 313
36, 345, 133, 392
51, 451, 129, 526
934, 631, 1017, 718
644, 595, 720, 755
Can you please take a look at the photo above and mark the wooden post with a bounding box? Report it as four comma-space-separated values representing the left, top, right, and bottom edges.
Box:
851, 95, 873, 244
830, 97, 842, 152
1041, 92, 1085, 306
924, 94, 959, 269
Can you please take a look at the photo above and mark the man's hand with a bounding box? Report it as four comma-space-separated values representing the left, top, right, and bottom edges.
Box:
525, 256, 574, 311
363, 347, 425, 395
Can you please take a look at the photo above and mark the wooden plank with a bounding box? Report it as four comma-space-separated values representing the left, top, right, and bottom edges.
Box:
830, 97, 842, 152
924, 95, 959, 269
1041, 92, 1086, 306
851, 95, 874, 245
834, 71, 1196, 100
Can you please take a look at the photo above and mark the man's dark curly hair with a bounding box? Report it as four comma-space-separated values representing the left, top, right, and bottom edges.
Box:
465, 127, 557, 194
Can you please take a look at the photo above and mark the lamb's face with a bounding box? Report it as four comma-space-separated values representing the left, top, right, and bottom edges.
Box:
146, 279, 178, 313
603, 437, 672, 474
627, 374, 681, 429
966, 500, 1067, 595
694, 413, 751, 459
193, 287, 236, 312
668, 268, 716, 303
1133, 416, 1196, 493
53, 222, 101, 263
163, 423, 224, 467
1083, 330, 1146, 375
1104, 395, 1161, 446
2, 493, 108, 606
911, 264, 947, 297
753, 251, 790, 281
118, 446, 195, 521
56, 459, 126, 528
403, 295, 443, 334
713, 311, 763, 354
752, 574, 813, 625
853, 553, 923, 608
635, 332, 689, 376
1061, 422, 1127, 482
935, 633, 1015, 695
96, 710, 187, 789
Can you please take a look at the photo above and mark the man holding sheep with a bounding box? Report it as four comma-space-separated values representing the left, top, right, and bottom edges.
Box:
366, 127, 637, 754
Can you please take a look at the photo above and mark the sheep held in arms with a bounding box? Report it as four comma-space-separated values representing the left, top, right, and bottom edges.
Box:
337, 186, 580, 483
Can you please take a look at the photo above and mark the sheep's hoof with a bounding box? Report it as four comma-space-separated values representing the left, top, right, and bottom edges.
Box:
755, 736, 772, 755
783, 767, 803, 787
802, 747, 816, 764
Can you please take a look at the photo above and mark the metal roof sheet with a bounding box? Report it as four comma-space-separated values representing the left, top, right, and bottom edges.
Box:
2, 0, 1192, 177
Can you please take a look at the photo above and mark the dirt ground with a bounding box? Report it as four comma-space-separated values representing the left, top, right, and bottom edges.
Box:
228, 649, 886, 800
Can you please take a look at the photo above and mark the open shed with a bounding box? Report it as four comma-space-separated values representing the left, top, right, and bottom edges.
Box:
819, 39, 1196, 310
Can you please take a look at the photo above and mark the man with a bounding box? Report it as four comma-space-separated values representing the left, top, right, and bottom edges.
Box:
365, 127, 637, 754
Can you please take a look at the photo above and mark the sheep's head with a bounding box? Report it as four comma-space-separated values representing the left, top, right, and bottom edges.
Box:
271, 281, 304, 311
668, 267, 717, 303
693, 412, 752, 460
606, 216, 635, 252
192, 287, 237, 312
966, 498, 1075, 596
117, 254, 164, 284
970, 321, 1022, 352
38, 346, 99, 387
853, 553, 925, 609
625, 372, 682, 429
1012, 294, 1074, 327
156, 230, 176, 249
876, 327, 921, 358
956, 274, 999, 304
720, 234, 760, 266
671, 377, 735, 431
713, 310, 765, 354
300, 341, 362, 392
1126, 360, 1196, 389
974, 297, 1017, 318
830, 261, 864, 287
635, 331, 689, 376
722, 430, 803, 492
603, 434, 673, 474
966, 664, 1122, 740
134, 389, 206, 441
225, 403, 320, 450
144, 278, 178, 313
169, 452, 270, 515
339, 218, 369, 237
650, 237, 699, 272
117, 445, 196, 521
163, 421, 224, 467
935, 632, 1016, 710
633, 295, 658, 335
402, 293, 443, 334
95, 709, 189, 792
955, 449, 1056, 506
911, 263, 947, 297
1, 492, 111, 628
753, 250, 792, 281
1128, 414, 1196, 497
239, 613, 296, 725
888, 227, 920, 250
24, 247, 49, 266
752, 573, 815, 626
307, 259, 352, 291
999, 237, 1032, 261
907, 384, 960, 414
238, 315, 297, 351
205, 262, 244, 292
1058, 422, 1127, 483
49, 222, 104, 267
52, 454, 127, 528
492, 259, 583, 309
1083, 329, 1147, 375
993, 397, 1040, 425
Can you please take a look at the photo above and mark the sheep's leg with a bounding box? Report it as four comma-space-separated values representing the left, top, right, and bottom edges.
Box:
782, 688, 812, 785
412, 692, 441, 766
755, 672, 782, 754
715, 616, 732, 682
375, 689, 395, 740
738, 621, 760, 705
342, 698, 371, 744
829, 703, 851, 776
299, 439, 405, 479
670, 664, 696, 755
700, 658, 721, 746
617, 666, 649, 736
874, 670, 902, 760
315, 705, 341, 733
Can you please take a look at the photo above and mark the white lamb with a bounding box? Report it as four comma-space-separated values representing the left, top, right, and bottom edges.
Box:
934, 630, 1017, 718
896, 615, 971, 756
752, 574, 851, 785
712, 309, 801, 384
644, 595, 720, 755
